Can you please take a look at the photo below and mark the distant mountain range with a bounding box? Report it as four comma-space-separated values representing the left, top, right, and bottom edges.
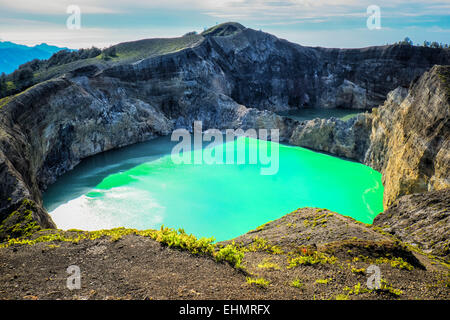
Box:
0, 41, 68, 74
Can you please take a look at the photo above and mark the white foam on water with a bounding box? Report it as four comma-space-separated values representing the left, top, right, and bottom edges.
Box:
49, 186, 165, 231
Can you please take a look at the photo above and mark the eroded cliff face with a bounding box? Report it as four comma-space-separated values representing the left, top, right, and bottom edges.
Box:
289, 114, 372, 162
289, 66, 450, 211
0, 24, 448, 243
199, 28, 449, 112
365, 65, 450, 208
373, 189, 449, 260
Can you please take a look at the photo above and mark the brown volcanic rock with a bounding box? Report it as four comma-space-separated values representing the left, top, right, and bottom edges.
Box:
365, 65, 450, 208
374, 189, 450, 260
289, 113, 372, 162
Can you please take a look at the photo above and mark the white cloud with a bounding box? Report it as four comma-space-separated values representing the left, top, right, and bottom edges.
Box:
0, 0, 448, 17
0, 0, 120, 14
0, 0, 448, 48
0, 18, 197, 48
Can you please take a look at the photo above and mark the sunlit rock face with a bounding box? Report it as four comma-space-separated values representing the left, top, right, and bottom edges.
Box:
365, 65, 450, 208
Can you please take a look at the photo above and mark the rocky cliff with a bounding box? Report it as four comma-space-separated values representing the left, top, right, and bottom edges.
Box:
373, 189, 449, 260
288, 66, 450, 258
0, 23, 448, 245
290, 65, 450, 209
366, 65, 449, 207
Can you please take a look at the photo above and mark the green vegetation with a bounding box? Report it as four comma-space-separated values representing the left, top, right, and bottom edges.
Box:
343, 282, 370, 295
350, 266, 366, 274
379, 257, 414, 270
255, 221, 272, 231
201, 22, 244, 37
343, 279, 403, 298
244, 236, 284, 254
246, 277, 270, 288
0, 199, 41, 241
353, 255, 414, 270
0, 48, 101, 98
290, 279, 304, 289
286, 223, 296, 228
315, 278, 333, 284
375, 279, 403, 297
101, 47, 117, 61
303, 211, 331, 229
257, 260, 281, 270
111, 36, 202, 63
287, 251, 338, 268
0, 223, 248, 270
0, 35, 203, 100
150, 227, 215, 255
396, 37, 449, 48
311, 213, 328, 228
0, 95, 13, 109
215, 241, 245, 269
0, 73, 6, 97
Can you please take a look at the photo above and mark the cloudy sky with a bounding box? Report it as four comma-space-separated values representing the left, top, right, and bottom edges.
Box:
0, 0, 448, 49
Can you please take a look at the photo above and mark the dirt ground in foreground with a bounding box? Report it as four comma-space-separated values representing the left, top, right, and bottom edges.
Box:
0, 208, 449, 300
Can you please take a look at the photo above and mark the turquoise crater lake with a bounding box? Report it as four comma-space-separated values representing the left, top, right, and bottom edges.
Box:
44, 136, 384, 242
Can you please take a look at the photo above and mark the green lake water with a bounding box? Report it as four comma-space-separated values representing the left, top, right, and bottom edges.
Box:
44, 136, 383, 242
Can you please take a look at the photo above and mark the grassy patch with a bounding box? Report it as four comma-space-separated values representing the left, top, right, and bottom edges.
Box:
244, 236, 284, 254
1, 224, 248, 270
287, 251, 338, 268
290, 279, 304, 289
201, 22, 244, 37
0, 199, 41, 241
375, 279, 403, 297
350, 265, 366, 274
246, 277, 270, 288
315, 278, 333, 284
353, 255, 414, 270
255, 221, 272, 231
343, 282, 370, 295
0, 95, 13, 109
257, 260, 281, 270
113, 36, 203, 62
214, 241, 245, 269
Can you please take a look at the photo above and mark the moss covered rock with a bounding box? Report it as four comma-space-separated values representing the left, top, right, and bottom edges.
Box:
0, 199, 42, 242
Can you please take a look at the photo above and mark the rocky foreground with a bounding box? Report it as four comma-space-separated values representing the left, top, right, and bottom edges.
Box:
0, 208, 448, 300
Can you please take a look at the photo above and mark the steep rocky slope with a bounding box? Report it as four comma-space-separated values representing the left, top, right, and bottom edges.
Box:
373, 189, 449, 260
365, 65, 449, 207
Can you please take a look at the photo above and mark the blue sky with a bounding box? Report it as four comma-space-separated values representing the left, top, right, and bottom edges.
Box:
0, 0, 448, 49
